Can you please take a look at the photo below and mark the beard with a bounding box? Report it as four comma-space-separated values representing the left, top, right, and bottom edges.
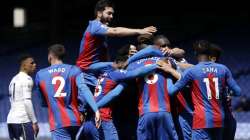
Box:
100, 15, 112, 25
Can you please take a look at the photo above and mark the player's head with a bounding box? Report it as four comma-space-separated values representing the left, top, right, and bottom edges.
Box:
19, 53, 36, 75
48, 44, 65, 64
128, 44, 137, 57
114, 44, 130, 69
137, 34, 153, 50
209, 43, 222, 62
193, 40, 211, 62
153, 35, 171, 49
95, 0, 114, 25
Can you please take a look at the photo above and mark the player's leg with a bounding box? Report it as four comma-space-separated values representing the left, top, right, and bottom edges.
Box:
51, 127, 72, 140
67, 126, 80, 140
22, 122, 35, 140
192, 129, 210, 140
157, 112, 178, 140
8, 123, 22, 140
137, 113, 154, 140
210, 128, 223, 140
223, 116, 236, 140
178, 115, 192, 140
76, 120, 99, 140
98, 120, 119, 140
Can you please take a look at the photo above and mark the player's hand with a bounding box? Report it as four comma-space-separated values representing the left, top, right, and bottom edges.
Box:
32, 122, 39, 137
95, 111, 101, 129
157, 60, 173, 73
160, 47, 173, 56
80, 113, 86, 123
156, 60, 166, 67
140, 26, 157, 35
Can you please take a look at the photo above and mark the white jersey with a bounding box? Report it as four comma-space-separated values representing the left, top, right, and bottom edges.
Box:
7, 72, 37, 124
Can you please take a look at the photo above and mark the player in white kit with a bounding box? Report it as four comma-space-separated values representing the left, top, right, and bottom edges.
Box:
7, 54, 39, 140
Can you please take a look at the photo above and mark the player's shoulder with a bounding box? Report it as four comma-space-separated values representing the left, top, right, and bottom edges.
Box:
127, 60, 138, 70
37, 66, 51, 75
185, 64, 197, 73
89, 20, 106, 29
10, 73, 20, 82
112, 69, 127, 74
212, 62, 229, 71
69, 64, 81, 71
216, 63, 227, 68
69, 65, 82, 75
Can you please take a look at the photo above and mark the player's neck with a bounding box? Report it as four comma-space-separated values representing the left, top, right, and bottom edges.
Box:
95, 17, 108, 25
19, 69, 29, 75
198, 55, 209, 62
50, 59, 63, 65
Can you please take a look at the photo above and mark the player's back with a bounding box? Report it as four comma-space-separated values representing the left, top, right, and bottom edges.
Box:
188, 61, 229, 129
7, 72, 34, 123
77, 20, 108, 70
36, 64, 81, 130
94, 71, 118, 121
129, 57, 172, 116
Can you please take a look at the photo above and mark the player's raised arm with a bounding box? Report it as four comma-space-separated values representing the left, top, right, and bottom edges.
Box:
89, 62, 113, 71
106, 26, 157, 37
110, 64, 158, 82
127, 45, 164, 64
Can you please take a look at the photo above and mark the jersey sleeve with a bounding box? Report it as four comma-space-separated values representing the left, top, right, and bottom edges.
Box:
76, 73, 98, 112
225, 66, 241, 96
90, 21, 108, 36
89, 62, 113, 73
127, 46, 164, 64
127, 61, 137, 71
97, 83, 126, 108
168, 57, 178, 70
23, 77, 33, 99
168, 68, 193, 95
35, 73, 48, 107
109, 64, 158, 81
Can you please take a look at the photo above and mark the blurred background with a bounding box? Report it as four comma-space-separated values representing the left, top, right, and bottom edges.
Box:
0, 0, 250, 139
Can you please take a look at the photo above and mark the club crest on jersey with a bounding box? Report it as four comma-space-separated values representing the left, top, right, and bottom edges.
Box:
94, 85, 102, 97
94, 78, 104, 97
144, 73, 158, 84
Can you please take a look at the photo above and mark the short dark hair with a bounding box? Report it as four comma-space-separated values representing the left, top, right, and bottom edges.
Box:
193, 40, 211, 56
153, 35, 171, 48
209, 43, 222, 60
48, 44, 66, 60
18, 53, 33, 65
114, 44, 129, 63
137, 34, 153, 50
137, 34, 153, 45
94, 0, 114, 17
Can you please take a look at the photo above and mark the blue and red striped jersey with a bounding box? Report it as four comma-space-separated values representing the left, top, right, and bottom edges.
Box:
169, 61, 241, 129
128, 57, 173, 116
94, 72, 117, 121
176, 90, 193, 116
94, 64, 157, 121
35, 64, 82, 131
175, 66, 193, 119
76, 20, 108, 71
